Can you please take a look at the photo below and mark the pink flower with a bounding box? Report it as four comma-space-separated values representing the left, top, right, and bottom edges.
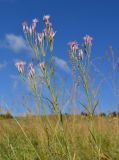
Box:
28, 63, 34, 70
84, 35, 93, 47
68, 41, 78, 52
28, 63, 35, 80
32, 18, 39, 32
15, 61, 26, 73
22, 22, 29, 33
37, 32, 45, 45
43, 15, 50, 25
78, 49, 84, 60
32, 18, 39, 23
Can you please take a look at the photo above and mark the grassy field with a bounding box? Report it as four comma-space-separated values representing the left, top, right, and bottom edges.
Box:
0, 115, 119, 160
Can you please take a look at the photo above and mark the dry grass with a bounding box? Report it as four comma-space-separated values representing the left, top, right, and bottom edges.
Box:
0, 116, 119, 160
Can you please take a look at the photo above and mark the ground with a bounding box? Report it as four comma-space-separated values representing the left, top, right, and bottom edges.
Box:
0, 115, 119, 160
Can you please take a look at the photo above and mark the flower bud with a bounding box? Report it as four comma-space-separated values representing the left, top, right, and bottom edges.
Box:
68, 41, 78, 53
40, 62, 46, 71
84, 35, 93, 47
22, 22, 29, 33
43, 15, 50, 26
32, 18, 38, 32
15, 61, 26, 73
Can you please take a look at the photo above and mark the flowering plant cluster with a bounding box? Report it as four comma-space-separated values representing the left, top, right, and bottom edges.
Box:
68, 35, 96, 115
15, 15, 59, 114
22, 15, 56, 59
15, 15, 96, 116
68, 35, 92, 86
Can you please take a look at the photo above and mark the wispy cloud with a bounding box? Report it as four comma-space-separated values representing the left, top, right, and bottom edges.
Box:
9, 74, 20, 90
0, 34, 30, 53
0, 61, 7, 70
10, 74, 19, 80
55, 57, 70, 73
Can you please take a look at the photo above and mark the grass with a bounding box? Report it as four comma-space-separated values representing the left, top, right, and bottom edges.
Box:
0, 115, 119, 160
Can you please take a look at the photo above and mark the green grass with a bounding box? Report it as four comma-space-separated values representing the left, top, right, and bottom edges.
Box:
0, 116, 119, 160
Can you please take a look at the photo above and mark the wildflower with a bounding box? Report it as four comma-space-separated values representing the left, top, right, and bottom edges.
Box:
22, 22, 29, 33
32, 18, 39, 32
84, 35, 93, 47
15, 61, 26, 73
28, 63, 34, 70
78, 49, 84, 60
68, 41, 78, 53
43, 15, 52, 37
28, 63, 35, 80
43, 15, 50, 25
37, 32, 45, 45
40, 62, 46, 71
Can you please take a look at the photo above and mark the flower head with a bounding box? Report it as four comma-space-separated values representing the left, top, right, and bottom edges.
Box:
22, 22, 29, 33
15, 61, 26, 73
68, 41, 78, 53
32, 18, 39, 32
84, 35, 93, 47
43, 15, 50, 25
28, 63, 34, 70
32, 18, 39, 23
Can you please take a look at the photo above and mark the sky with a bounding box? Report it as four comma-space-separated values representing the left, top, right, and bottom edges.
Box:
0, 0, 119, 115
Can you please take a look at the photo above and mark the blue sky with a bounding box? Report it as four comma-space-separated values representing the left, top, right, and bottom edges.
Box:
0, 0, 119, 114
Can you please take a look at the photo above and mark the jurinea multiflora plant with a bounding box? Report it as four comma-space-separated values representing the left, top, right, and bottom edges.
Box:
15, 15, 93, 114
68, 35, 93, 114
15, 15, 58, 114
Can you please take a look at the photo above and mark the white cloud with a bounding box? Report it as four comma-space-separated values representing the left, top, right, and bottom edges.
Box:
55, 57, 70, 73
5, 34, 29, 53
10, 74, 19, 80
0, 34, 30, 53
0, 61, 7, 70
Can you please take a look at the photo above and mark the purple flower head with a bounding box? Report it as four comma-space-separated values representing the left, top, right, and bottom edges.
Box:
32, 18, 39, 23
84, 35, 93, 47
32, 18, 39, 32
68, 41, 78, 53
15, 61, 26, 73
78, 49, 84, 60
28, 63, 34, 70
43, 15, 50, 25
22, 22, 29, 33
